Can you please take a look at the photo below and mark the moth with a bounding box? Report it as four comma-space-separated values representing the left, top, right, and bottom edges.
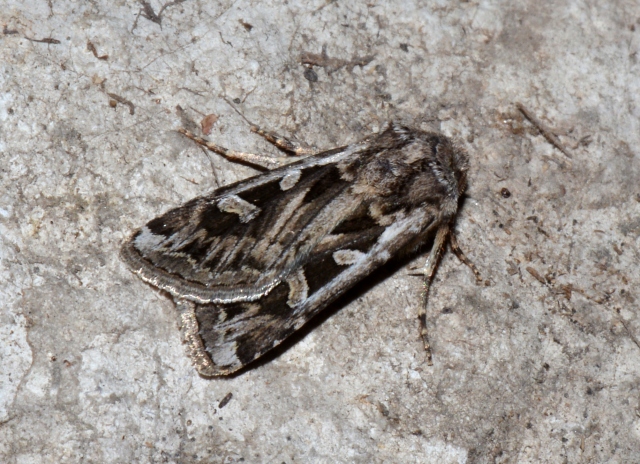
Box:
121, 121, 477, 376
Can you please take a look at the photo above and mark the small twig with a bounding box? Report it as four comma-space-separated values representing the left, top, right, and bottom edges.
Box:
526, 266, 547, 285
107, 92, 135, 115
300, 46, 374, 74
25, 36, 60, 44
140, 1, 162, 24
133, 0, 184, 30
157, 0, 186, 19
516, 102, 572, 159
222, 96, 255, 127
219, 32, 232, 47
87, 41, 109, 60
619, 317, 640, 353
3, 25, 19, 35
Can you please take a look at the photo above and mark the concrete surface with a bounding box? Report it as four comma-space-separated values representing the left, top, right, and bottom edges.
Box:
1, 0, 639, 462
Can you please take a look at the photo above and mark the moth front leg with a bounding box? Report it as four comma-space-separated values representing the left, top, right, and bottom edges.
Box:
449, 233, 483, 285
178, 129, 294, 170
417, 228, 483, 365
417, 225, 451, 366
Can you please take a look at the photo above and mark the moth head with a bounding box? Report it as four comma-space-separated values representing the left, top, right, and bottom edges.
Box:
371, 125, 470, 212
433, 136, 469, 198
450, 142, 469, 196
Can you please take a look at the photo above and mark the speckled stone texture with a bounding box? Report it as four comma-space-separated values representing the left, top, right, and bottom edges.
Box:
1, 1, 639, 462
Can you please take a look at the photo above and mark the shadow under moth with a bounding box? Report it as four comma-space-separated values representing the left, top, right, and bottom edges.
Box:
121, 121, 478, 376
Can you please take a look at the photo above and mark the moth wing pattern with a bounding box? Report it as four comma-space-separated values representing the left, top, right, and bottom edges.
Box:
121, 122, 469, 375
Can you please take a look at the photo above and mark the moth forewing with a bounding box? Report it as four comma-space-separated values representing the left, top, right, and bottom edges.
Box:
121, 122, 470, 376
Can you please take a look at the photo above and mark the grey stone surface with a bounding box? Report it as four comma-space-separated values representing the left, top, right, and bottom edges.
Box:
1, 1, 639, 462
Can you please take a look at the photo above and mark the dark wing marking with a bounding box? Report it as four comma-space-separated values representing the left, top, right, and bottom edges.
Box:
193, 206, 441, 375
122, 124, 468, 374
121, 138, 374, 303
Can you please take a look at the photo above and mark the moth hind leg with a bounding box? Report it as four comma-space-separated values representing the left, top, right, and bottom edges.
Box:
250, 125, 318, 156
178, 128, 293, 170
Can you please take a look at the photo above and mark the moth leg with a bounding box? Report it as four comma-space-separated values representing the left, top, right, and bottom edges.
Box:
250, 125, 318, 156
449, 233, 483, 284
178, 128, 294, 170
418, 225, 451, 366
175, 299, 219, 377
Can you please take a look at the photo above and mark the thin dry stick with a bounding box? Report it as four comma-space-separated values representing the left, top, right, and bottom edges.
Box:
516, 102, 572, 159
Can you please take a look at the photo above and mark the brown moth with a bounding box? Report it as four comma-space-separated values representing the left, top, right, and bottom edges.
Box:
121, 122, 475, 376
